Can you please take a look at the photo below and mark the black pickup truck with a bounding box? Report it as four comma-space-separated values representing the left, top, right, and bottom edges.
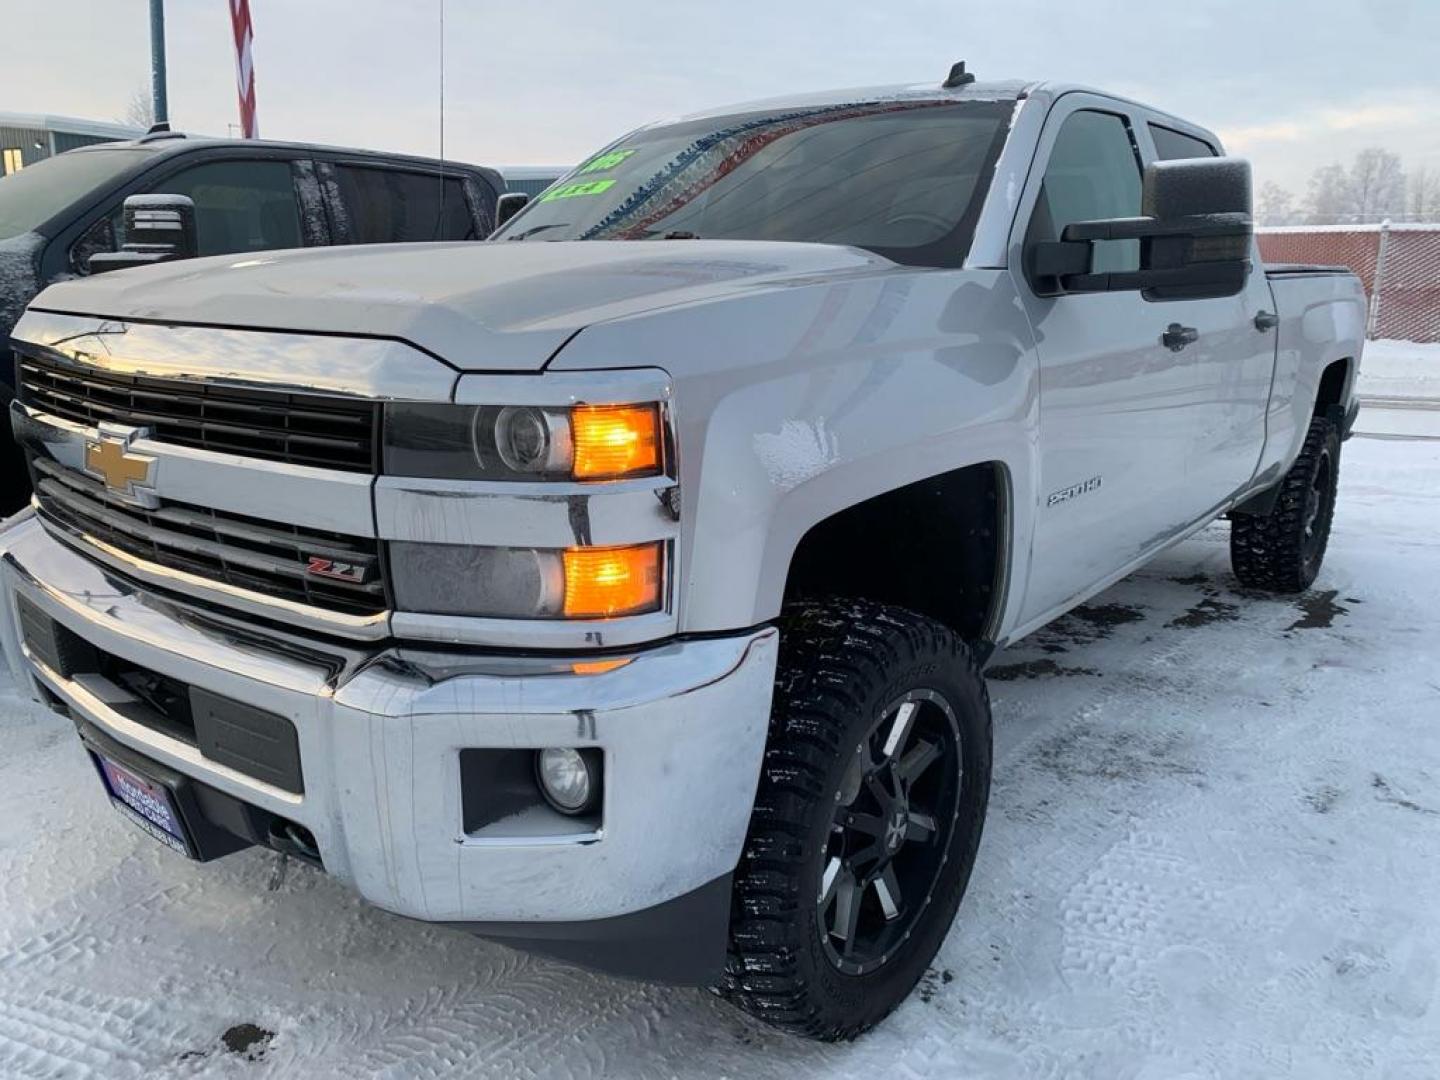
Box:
0, 132, 504, 511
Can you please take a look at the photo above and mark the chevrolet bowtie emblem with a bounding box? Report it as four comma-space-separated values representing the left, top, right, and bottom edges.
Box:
84, 424, 158, 507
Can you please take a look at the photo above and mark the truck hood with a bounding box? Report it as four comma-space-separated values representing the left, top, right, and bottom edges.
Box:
28, 240, 894, 372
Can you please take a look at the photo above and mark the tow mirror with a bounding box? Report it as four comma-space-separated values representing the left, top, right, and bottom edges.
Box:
494, 192, 530, 232
89, 194, 198, 275
1030, 157, 1253, 301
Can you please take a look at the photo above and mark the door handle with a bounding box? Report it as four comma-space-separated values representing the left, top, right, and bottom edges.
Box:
1254, 310, 1280, 332
1161, 323, 1199, 352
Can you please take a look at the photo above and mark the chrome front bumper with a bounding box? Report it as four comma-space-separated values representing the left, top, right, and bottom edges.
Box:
0, 517, 777, 925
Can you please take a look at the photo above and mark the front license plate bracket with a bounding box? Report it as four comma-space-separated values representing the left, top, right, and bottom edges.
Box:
78, 722, 252, 862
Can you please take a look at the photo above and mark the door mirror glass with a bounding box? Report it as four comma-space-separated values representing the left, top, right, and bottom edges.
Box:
494, 192, 530, 231
89, 194, 199, 275
1030, 157, 1253, 300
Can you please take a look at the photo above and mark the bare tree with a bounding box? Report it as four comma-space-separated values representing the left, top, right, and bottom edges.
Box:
1409, 166, 1440, 223
1256, 181, 1301, 226
1348, 148, 1406, 223
1302, 149, 1408, 225
1305, 163, 1352, 225
118, 86, 155, 131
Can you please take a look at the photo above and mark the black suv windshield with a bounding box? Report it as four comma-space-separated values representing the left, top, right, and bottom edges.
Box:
493, 99, 1012, 267
0, 148, 154, 240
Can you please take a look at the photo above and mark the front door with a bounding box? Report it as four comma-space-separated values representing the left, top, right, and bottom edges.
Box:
1013, 100, 1215, 626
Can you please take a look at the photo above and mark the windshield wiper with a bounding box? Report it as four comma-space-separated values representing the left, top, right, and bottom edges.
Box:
505, 222, 571, 241
660, 230, 702, 240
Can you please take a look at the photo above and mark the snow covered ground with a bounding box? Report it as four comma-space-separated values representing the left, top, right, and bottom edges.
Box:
1357, 339, 1440, 403
2, 425, 1439, 1079
1354, 340, 1440, 439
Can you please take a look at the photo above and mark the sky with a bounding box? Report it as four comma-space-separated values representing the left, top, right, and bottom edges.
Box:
2, 0, 1438, 201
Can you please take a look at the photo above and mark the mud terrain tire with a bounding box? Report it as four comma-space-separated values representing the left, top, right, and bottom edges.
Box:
1230, 415, 1341, 593
721, 598, 992, 1040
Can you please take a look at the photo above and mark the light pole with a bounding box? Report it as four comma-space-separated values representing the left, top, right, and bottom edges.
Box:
150, 0, 169, 128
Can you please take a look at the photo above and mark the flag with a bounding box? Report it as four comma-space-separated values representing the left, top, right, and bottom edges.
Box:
229, 0, 258, 138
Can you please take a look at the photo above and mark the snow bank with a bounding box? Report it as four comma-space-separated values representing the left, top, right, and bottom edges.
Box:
1358, 339, 1440, 401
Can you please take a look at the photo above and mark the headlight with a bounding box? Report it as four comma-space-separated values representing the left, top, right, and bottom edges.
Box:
385, 402, 662, 481
389, 541, 664, 618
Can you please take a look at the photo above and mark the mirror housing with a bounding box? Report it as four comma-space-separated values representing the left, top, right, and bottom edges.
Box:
89, 194, 198, 275
494, 192, 531, 232
1030, 157, 1253, 301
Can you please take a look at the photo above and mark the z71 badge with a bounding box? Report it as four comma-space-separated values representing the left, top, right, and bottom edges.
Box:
305, 556, 371, 584
1047, 476, 1103, 507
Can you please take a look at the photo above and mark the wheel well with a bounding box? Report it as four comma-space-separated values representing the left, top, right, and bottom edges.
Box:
1314, 357, 1352, 416
782, 463, 1004, 643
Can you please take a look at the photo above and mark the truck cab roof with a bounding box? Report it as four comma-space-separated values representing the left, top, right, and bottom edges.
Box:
666, 77, 1222, 155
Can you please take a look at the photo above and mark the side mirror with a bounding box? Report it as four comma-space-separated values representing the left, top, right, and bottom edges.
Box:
88, 194, 198, 275
1030, 158, 1253, 301
494, 192, 530, 232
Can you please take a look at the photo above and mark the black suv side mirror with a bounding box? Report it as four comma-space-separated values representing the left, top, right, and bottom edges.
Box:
89, 194, 199, 275
493, 192, 531, 233
1031, 157, 1253, 301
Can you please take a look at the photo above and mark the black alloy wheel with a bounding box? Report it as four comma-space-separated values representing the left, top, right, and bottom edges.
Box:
818, 689, 961, 976
722, 598, 992, 1040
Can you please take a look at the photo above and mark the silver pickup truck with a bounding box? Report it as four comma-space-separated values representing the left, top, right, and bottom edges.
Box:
0, 68, 1363, 1040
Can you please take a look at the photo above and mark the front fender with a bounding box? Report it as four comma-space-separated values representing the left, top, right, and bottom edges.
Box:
552, 266, 1040, 635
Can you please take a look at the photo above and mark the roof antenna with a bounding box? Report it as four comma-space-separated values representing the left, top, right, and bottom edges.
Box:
942, 61, 976, 89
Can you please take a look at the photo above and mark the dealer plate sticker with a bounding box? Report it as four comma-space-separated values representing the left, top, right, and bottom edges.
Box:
95, 754, 192, 857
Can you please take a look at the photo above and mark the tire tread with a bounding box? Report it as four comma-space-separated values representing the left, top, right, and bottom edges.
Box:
720, 597, 991, 1040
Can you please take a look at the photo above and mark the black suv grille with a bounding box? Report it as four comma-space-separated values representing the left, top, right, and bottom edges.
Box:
32, 458, 387, 617
17, 355, 379, 473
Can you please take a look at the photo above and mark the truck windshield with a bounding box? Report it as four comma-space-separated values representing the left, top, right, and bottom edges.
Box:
0, 148, 153, 240
493, 99, 1012, 267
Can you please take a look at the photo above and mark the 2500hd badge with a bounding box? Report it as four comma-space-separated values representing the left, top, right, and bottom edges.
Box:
1046, 475, 1103, 507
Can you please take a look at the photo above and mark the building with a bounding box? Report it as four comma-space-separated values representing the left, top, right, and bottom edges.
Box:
498, 165, 568, 198
0, 113, 144, 175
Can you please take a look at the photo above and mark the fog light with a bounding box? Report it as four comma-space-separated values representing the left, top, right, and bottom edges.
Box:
536, 747, 601, 815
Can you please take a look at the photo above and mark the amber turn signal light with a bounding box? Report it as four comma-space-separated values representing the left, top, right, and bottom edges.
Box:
571, 404, 661, 480
563, 543, 663, 618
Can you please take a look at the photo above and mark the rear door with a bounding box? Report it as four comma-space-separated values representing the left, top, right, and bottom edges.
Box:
1011, 96, 1215, 626
1137, 118, 1275, 510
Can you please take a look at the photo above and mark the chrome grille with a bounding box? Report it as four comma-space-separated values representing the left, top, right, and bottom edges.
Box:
32, 458, 387, 617
17, 355, 378, 472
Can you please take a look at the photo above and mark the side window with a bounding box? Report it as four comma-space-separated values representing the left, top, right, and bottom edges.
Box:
1149, 124, 1217, 161
1029, 110, 1143, 274
133, 159, 303, 257
333, 166, 474, 243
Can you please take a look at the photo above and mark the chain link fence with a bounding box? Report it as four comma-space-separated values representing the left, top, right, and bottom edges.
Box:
1258, 225, 1440, 343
